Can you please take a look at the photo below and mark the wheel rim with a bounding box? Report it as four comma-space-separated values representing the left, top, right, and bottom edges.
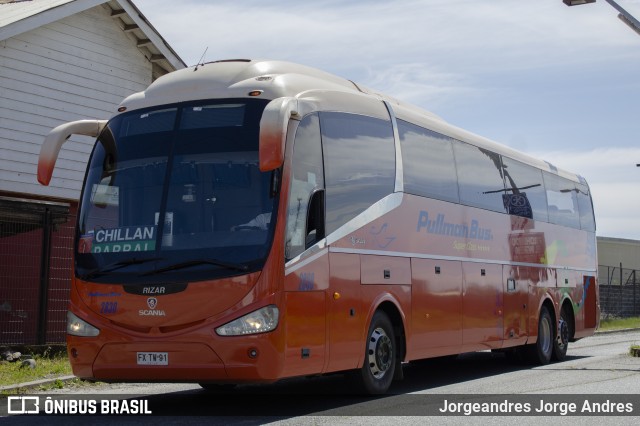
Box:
540, 315, 552, 356
557, 317, 569, 349
367, 327, 393, 379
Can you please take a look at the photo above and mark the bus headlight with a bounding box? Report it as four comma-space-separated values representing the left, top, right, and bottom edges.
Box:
215, 305, 279, 336
67, 311, 100, 337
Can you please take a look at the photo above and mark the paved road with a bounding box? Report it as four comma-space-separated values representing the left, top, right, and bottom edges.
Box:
3, 330, 640, 424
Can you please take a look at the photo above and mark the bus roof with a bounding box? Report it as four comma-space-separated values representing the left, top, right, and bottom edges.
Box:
117, 59, 585, 184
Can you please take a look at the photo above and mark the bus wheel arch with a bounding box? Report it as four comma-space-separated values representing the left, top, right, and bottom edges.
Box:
376, 301, 406, 365
358, 302, 406, 394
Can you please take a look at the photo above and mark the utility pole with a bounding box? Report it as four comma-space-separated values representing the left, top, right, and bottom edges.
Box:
563, 0, 640, 36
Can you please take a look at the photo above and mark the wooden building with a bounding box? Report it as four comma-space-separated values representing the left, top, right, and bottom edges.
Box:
1, 0, 184, 203
0, 0, 184, 344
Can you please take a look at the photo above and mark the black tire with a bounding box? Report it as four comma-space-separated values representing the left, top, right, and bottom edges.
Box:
358, 311, 396, 395
553, 305, 571, 362
524, 306, 554, 365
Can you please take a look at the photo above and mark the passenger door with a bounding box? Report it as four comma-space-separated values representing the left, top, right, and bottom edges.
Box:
282, 114, 328, 377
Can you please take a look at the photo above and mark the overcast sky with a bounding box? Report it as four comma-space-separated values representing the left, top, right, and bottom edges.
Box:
134, 0, 640, 240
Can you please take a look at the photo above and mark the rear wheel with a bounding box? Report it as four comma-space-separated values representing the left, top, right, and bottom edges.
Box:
359, 311, 396, 394
524, 306, 553, 365
553, 306, 572, 361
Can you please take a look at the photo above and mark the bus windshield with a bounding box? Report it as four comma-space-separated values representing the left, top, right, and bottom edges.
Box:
75, 98, 276, 284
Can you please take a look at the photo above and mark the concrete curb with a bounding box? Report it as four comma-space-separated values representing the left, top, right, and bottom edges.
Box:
0, 375, 76, 393
594, 327, 640, 335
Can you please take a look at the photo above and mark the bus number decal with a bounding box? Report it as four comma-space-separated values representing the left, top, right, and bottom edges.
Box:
99, 301, 118, 314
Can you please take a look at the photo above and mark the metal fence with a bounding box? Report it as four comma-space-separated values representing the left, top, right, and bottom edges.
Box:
0, 197, 75, 345
598, 264, 639, 319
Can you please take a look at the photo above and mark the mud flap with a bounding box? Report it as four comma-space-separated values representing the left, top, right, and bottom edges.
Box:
584, 276, 597, 329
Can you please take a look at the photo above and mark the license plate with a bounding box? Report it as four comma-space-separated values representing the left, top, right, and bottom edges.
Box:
136, 352, 168, 365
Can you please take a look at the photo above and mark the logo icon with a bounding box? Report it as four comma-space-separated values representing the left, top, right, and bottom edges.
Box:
140, 296, 165, 316
147, 297, 158, 310
7, 396, 39, 414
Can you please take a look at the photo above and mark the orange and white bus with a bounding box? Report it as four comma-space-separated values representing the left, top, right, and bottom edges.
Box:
38, 59, 599, 394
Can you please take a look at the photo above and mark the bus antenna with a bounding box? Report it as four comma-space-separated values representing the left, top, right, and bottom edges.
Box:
194, 47, 208, 71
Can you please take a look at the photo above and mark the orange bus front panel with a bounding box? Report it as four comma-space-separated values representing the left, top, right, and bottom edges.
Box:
66, 273, 289, 383
92, 341, 226, 382
68, 317, 287, 383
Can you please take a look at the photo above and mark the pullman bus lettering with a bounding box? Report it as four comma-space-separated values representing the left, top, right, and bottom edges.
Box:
416, 211, 493, 241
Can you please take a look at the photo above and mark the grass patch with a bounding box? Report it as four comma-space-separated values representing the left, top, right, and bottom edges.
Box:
0, 346, 105, 395
0, 353, 72, 388
599, 316, 640, 331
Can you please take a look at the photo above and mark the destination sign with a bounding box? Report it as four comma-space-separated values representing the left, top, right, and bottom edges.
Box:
89, 226, 156, 253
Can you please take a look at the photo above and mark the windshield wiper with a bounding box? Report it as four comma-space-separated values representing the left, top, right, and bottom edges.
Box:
80, 257, 164, 280
140, 259, 249, 276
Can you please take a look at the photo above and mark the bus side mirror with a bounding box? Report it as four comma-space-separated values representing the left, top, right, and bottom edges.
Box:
259, 97, 299, 172
38, 120, 107, 186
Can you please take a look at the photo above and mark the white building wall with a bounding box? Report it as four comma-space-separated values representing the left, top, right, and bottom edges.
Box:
597, 237, 640, 270
0, 5, 152, 201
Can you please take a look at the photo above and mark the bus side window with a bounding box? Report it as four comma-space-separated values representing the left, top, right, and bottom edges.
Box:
398, 120, 459, 204
576, 183, 595, 232
285, 114, 324, 260
501, 157, 548, 222
320, 112, 395, 236
543, 172, 580, 229
453, 141, 507, 214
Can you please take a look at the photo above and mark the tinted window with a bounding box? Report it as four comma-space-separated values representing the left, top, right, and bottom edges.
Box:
398, 120, 459, 203
75, 99, 276, 284
119, 108, 176, 137
543, 172, 580, 229
181, 104, 245, 129
321, 112, 395, 235
453, 141, 506, 213
286, 114, 324, 259
501, 157, 548, 221
576, 182, 596, 232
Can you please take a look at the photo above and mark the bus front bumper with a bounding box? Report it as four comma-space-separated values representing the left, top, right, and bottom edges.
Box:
67, 332, 283, 384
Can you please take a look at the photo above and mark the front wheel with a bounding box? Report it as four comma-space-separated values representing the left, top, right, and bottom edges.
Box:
358, 311, 396, 394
